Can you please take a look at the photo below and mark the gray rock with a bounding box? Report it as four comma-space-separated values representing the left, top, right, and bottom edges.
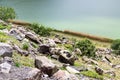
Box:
0, 43, 13, 57
95, 66, 104, 75
9, 28, 25, 41
0, 66, 42, 80
54, 38, 62, 44
112, 64, 120, 69
35, 56, 58, 76
0, 62, 11, 73
38, 44, 50, 54
25, 32, 41, 44
50, 48, 62, 55
52, 70, 79, 80
47, 39, 56, 47
58, 50, 76, 65
13, 44, 29, 56
73, 48, 82, 55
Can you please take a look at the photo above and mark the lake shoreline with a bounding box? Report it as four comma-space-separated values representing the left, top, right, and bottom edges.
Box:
8, 19, 113, 43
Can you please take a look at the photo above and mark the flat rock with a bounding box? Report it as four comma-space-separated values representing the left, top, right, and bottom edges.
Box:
35, 56, 58, 76
0, 43, 13, 57
52, 70, 79, 80
0, 66, 42, 80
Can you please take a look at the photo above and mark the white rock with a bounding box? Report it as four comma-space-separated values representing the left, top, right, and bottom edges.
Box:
0, 62, 11, 73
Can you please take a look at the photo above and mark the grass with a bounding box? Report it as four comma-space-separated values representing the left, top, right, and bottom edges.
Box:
13, 52, 34, 67
80, 71, 103, 80
22, 42, 29, 50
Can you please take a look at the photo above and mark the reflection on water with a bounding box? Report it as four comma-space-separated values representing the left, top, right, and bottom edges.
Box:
0, 0, 120, 39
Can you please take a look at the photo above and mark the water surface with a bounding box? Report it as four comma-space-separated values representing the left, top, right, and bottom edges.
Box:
0, 0, 120, 39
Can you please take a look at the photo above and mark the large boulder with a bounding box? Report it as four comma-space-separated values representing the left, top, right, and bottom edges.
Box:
25, 32, 41, 44
52, 70, 79, 80
38, 44, 50, 54
35, 56, 58, 76
0, 43, 13, 57
58, 50, 76, 65
0, 66, 42, 80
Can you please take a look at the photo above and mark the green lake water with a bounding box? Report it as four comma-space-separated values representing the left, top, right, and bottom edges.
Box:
0, 0, 120, 39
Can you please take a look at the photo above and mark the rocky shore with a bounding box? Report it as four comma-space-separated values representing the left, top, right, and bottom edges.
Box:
0, 19, 120, 80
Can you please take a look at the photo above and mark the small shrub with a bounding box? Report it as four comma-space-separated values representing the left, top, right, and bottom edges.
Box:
75, 39, 96, 57
22, 43, 29, 50
111, 39, 120, 55
111, 39, 120, 50
0, 6, 16, 21
64, 44, 73, 51
29, 23, 52, 36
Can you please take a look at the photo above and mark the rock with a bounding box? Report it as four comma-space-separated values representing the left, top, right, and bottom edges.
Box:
112, 64, 120, 69
95, 66, 104, 75
47, 39, 56, 47
52, 70, 79, 80
51, 55, 59, 60
35, 56, 58, 76
89, 59, 99, 65
0, 57, 13, 65
38, 44, 50, 54
73, 48, 82, 55
13, 44, 29, 56
50, 47, 62, 55
0, 43, 13, 57
0, 66, 42, 80
71, 66, 88, 72
25, 68, 42, 80
66, 66, 80, 74
104, 70, 116, 77
0, 62, 11, 73
58, 50, 76, 65
25, 32, 41, 44
54, 38, 62, 44
9, 28, 25, 41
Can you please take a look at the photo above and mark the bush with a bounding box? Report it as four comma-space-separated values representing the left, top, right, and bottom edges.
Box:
29, 23, 52, 36
111, 39, 120, 50
75, 39, 96, 57
111, 39, 120, 55
0, 6, 16, 21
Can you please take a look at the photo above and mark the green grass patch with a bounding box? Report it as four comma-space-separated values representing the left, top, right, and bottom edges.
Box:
80, 71, 103, 80
13, 52, 34, 67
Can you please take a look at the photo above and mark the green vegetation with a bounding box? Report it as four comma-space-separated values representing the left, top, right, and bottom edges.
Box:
0, 6, 16, 21
13, 52, 34, 67
75, 39, 96, 57
111, 39, 120, 55
22, 42, 29, 50
0, 32, 9, 42
29, 23, 53, 36
0, 23, 11, 30
81, 71, 103, 80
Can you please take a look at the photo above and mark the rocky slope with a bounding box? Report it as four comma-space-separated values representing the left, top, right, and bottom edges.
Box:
0, 19, 120, 80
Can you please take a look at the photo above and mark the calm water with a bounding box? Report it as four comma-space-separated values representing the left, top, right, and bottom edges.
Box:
0, 0, 120, 39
